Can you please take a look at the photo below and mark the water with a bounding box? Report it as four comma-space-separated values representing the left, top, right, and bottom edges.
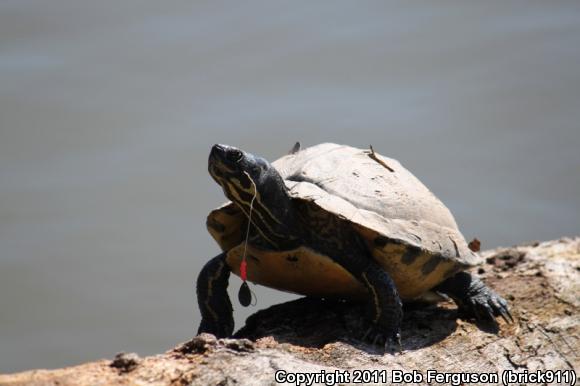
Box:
1, 1, 579, 373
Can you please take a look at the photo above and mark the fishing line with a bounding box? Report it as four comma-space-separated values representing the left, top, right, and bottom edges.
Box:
238, 171, 257, 307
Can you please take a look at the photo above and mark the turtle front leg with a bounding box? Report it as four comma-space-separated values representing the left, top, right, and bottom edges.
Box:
196, 252, 234, 337
434, 271, 513, 324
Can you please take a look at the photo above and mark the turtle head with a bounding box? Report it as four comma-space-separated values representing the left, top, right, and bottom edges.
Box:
209, 144, 270, 194
208, 144, 298, 247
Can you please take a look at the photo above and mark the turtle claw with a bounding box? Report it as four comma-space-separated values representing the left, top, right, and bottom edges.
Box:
462, 288, 513, 325
500, 304, 514, 324
197, 318, 233, 339
360, 327, 373, 342
358, 324, 401, 353
490, 296, 513, 324
390, 332, 402, 354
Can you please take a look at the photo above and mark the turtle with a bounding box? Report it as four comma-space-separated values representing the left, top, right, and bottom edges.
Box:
197, 142, 512, 347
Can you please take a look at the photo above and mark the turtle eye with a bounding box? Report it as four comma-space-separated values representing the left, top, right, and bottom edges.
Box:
227, 149, 243, 163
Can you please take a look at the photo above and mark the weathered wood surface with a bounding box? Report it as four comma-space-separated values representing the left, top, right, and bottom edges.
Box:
1, 237, 578, 386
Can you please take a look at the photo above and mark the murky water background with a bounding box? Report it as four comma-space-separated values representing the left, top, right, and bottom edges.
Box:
1, 1, 579, 373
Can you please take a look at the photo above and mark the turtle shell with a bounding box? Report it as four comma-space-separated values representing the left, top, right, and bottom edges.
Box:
207, 143, 482, 300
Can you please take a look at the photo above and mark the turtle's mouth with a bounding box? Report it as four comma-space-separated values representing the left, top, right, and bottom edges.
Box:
209, 143, 226, 161
210, 144, 245, 169
209, 144, 228, 168
209, 144, 241, 178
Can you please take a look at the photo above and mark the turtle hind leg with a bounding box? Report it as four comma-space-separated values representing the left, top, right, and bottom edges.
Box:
196, 252, 234, 338
434, 271, 513, 325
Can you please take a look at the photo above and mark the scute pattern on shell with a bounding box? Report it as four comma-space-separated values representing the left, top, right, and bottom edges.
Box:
273, 143, 481, 267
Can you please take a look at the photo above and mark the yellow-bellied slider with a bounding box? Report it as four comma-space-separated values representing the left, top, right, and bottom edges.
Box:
197, 143, 511, 347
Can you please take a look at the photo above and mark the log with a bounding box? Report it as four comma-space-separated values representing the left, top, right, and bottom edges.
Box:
1, 237, 578, 386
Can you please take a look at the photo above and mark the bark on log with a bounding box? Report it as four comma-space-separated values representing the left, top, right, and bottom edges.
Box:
1, 237, 578, 386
